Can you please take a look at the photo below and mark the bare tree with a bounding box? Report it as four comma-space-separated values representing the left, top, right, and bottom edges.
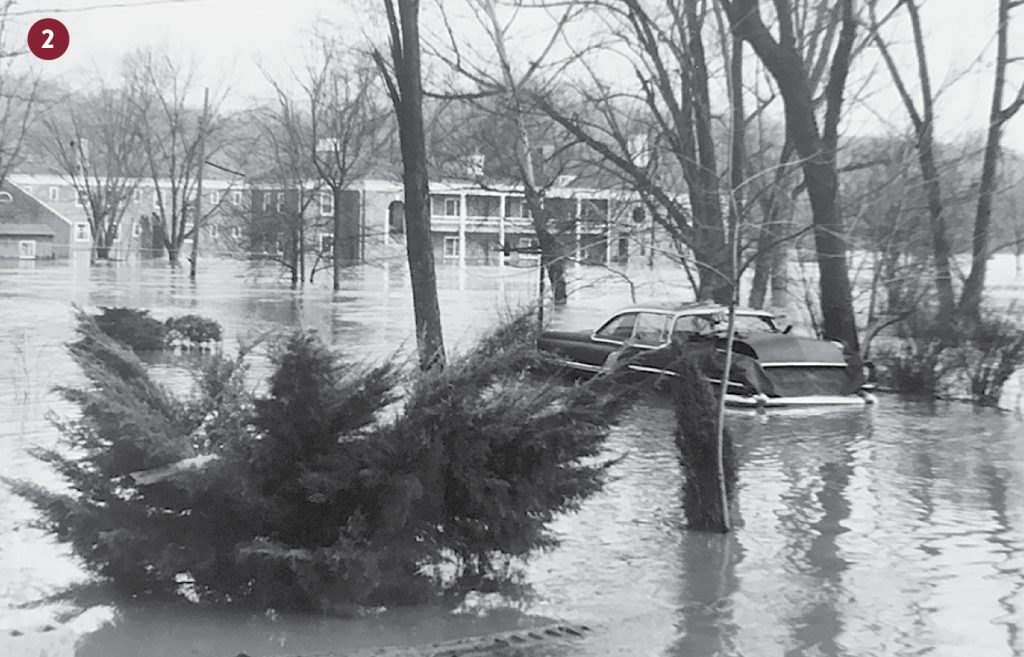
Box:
374, 0, 446, 370
722, 0, 861, 351
869, 0, 958, 317
533, 0, 736, 303
304, 40, 390, 289
432, 0, 586, 304
959, 0, 1024, 319
43, 82, 145, 260
0, 0, 40, 189
128, 51, 225, 265
250, 83, 325, 288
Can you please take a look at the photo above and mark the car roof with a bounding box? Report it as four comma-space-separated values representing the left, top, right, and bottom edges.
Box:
612, 301, 775, 318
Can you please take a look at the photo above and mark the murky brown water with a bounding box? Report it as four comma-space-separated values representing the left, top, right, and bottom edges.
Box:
2, 257, 1023, 657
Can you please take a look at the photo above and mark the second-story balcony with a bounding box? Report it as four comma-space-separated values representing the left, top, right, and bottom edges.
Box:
429, 214, 607, 235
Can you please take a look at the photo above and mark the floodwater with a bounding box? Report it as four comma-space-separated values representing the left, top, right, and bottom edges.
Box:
1, 256, 1023, 657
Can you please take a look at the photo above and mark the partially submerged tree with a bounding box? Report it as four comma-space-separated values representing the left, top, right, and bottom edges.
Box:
252, 75, 325, 288
959, 0, 1024, 319
0, 0, 41, 189
128, 51, 226, 265
374, 0, 446, 370
723, 0, 861, 351
533, 0, 736, 303
43, 82, 145, 260
305, 40, 390, 289
432, 0, 588, 304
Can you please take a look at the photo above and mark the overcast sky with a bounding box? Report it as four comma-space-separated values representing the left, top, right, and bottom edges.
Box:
9, 0, 1024, 153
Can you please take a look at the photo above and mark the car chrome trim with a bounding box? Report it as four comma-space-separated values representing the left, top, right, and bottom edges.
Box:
704, 377, 747, 391
759, 362, 848, 368
557, 359, 604, 373
627, 364, 679, 377
725, 394, 870, 408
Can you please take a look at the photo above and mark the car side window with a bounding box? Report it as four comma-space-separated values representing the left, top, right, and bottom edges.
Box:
633, 313, 670, 346
595, 313, 638, 341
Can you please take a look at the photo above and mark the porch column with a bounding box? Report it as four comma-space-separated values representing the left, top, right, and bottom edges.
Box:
498, 194, 506, 270
605, 220, 613, 264
574, 196, 582, 264
458, 192, 467, 267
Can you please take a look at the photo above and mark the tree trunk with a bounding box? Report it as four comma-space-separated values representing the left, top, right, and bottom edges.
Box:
960, 0, 1023, 320
535, 225, 567, 305
727, 0, 860, 351
93, 224, 113, 261
685, 0, 731, 304
167, 242, 180, 265
377, 0, 446, 370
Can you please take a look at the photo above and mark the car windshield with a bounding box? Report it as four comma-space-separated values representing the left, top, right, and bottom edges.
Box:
674, 312, 776, 336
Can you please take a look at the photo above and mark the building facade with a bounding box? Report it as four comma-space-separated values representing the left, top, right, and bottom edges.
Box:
2, 173, 653, 266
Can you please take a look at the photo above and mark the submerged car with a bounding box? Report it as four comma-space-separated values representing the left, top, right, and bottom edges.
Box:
537, 302, 877, 408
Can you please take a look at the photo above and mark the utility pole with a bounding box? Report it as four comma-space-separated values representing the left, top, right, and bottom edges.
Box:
190, 87, 209, 281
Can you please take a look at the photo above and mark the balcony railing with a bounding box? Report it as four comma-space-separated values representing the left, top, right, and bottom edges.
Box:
429, 215, 607, 234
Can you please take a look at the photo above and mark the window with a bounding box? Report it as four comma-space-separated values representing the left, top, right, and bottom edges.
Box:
320, 234, 333, 253
275, 192, 285, 212
444, 197, 459, 216
231, 226, 242, 239
388, 201, 405, 236
73, 223, 90, 242
134, 188, 144, 202
132, 223, 142, 238
231, 190, 243, 206
443, 236, 460, 259
209, 225, 219, 238
0, 191, 12, 203
76, 190, 89, 207
518, 237, 540, 259
48, 186, 59, 202
320, 191, 334, 217
262, 193, 273, 212
595, 313, 637, 342
633, 313, 670, 347
466, 195, 498, 217
209, 191, 221, 206
505, 197, 530, 218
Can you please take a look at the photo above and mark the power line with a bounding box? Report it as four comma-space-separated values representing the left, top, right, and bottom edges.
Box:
8, 0, 208, 17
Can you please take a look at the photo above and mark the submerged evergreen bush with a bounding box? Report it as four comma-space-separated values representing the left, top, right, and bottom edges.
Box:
7, 309, 637, 613
90, 307, 168, 352
876, 310, 1024, 406
165, 315, 223, 347
86, 306, 223, 352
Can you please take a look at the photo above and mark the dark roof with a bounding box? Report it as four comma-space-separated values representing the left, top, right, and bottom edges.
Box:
0, 223, 56, 237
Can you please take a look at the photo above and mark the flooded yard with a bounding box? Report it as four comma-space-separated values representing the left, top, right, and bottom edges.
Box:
2, 257, 1023, 657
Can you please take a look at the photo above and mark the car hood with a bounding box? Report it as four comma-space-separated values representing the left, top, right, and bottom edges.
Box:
739, 332, 846, 364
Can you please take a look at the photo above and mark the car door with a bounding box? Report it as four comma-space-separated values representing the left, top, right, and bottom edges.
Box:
624, 312, 673, 374
577, 311, 639, 367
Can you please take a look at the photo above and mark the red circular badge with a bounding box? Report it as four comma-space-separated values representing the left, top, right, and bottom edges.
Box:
27, 18, 70, 61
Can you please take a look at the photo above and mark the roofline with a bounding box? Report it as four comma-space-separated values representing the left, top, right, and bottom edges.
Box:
6, 180, 73, 226
614, 303, 775, 317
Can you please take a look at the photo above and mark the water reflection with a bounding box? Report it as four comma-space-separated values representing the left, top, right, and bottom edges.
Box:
1, 260, 1024, 657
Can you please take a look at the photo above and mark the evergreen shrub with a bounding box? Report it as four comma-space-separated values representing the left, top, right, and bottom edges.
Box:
7, 309, 636, 613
